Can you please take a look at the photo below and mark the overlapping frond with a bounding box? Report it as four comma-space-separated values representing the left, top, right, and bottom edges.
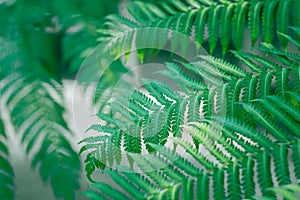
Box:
99, 0, 297, 59
80, 27, 300, 198
82, 124, 300, 199
77, 0, 300, 196
81, 41, 300, 179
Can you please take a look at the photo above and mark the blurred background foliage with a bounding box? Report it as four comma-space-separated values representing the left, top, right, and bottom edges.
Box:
0, 0, 123, 199
0, 0, 121, 78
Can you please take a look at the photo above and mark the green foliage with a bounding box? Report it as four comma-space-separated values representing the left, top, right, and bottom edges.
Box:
257, 180, 300, 200
2, 0, 299, 199
99, 0, 298, 58
0, 36, 81, 199
81, 24, 300, 199
0, 117, 14, 200
0, 0, 113, 198
0, 0, 121, 78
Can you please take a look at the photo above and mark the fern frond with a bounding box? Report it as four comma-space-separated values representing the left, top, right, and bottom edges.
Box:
241, 156, 255, 198
183, 125, 231, 164
249, 0, 263, 46
267, 95, 300, 123
212, 167, 225, 200
193, 122, 243, 159
232, 2, 249, 51
164, 62, 207, 91
262, 0, 278, 44
95, 0, 296, 62
256, 150, 275, 197
220, 3, 235, 56
208, 4, 221, 54
227, 162, 242, 199
258, 176, 300, 200
231, 50, 262, 72
277, 0, 292, 48
257, 98, 300, 137
275, 67, 291, 98
277, 32, 300, 48
172, 137, 214, 170
242, 103, 288, 142
242, 75, 259, 103
293, 1, 300, 42
192, 61, 233, 81
81, 29, 300, 200
200, 55, 248, 78
84, 182, 130, 200
105, 170, 147, 199
257, 70, 273, 99
291, 140, 300, 180
195, 6, 209, 48
0, 73, 81, 200
221, 117, 273, 149
232, 51, 278, 70
273, 144, 290, 186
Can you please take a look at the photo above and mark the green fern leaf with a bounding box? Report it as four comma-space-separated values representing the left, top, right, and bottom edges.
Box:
233, 52, 277, 70
156, 1, 177, 15
171, 99, 188, 138
232, 2, 249, 51
242, 103, 288, 142
124, 123, 142, 154
3, 75, 81, 199
291, 140, 300, 180
227, 162, 242, 199
293, 0, 300, 42
241, 156, 255, 198
195, 174, 210, 200
258, 180, 300, 199
187, 93, 202, 123
249, 0, 263, 46
273, 144, 291, 186
195, 6, 209, 48
231, 50, 262, 72
193, 122, 243, 159
172, 137, 214, 170
105, 170, 147, 199
148, 143, 201, 176
266, 187, 299, 200
208, 4, 221, 54
192, 61, 233, 81
275, 67, 291, 98
277, 0, 292, 48
258, 98, 300, 137
267, 95, 300, 123
277, 31, 300, 48
257, 70, 273, 99
200, 55, 248, 78
220, 3, 235, 56
213, 168, 225, 200
128, 153, 172, 188
257, 150, 275, 197
121, 171, 158, 195
87, 182, 129, 199
262, 0, 278, 44
242, 75, 259, 103
225, 79, 244, 117
184, 125, 231, 164
221, 117, 273, 148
